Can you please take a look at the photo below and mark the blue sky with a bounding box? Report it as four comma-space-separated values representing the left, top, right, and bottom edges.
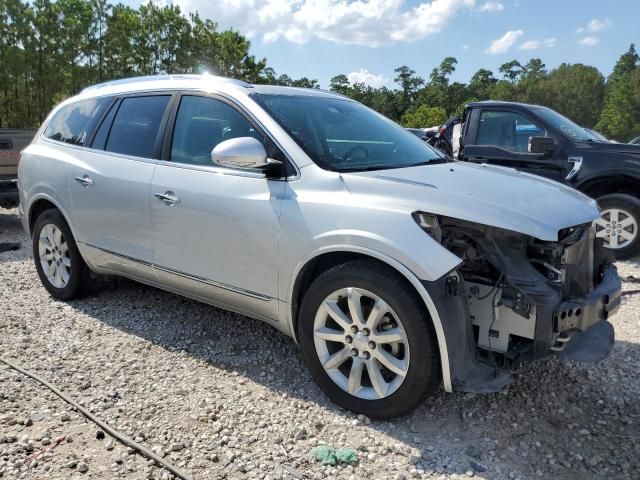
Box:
129, 0, 638, 88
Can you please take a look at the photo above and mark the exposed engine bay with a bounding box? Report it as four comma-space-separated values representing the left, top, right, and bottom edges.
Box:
416, 213, 622, 392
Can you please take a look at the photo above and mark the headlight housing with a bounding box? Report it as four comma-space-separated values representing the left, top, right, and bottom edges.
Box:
412, 211, 442, 243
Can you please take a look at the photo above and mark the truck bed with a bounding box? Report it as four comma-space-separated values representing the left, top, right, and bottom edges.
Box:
0, 129, 36, 181
0, 129, 36, 208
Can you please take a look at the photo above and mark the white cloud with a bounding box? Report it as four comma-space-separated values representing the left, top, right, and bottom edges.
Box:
485, 30, 524, 54
518, 37, 556, 50
576, 18, 611, 33
578, 36, 599, 47
347, 69, 389, 88
174, 0, 477, 47
461, 44, 470, 51
478, 1, 504, 12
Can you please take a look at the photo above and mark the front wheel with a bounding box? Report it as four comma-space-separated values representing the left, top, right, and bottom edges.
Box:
595, 194, 640, 260
298, 260, 441, 419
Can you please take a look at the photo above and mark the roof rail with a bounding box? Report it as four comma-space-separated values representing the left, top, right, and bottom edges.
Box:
81, 74, 252, 93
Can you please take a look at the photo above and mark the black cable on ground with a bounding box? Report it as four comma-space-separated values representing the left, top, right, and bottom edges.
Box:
0, 356, 194, 480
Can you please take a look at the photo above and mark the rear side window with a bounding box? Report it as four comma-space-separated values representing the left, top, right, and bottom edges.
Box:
105, 96, 170, 158
44, 97, 111, 146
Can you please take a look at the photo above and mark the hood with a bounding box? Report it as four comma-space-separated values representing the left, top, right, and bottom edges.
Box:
341, 162, 599, 242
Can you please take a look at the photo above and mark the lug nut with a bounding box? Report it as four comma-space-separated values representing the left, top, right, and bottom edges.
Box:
363, 351, 370, 359
368, 341, 376, 349
345, 336, 353, 344
351, 348, 358, 356
351, 325, 358, 334
362, 328, 370, 336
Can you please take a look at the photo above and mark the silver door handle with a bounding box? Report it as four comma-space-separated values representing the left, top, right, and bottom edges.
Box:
74, 175, 94, 187
154, 191, 180, 206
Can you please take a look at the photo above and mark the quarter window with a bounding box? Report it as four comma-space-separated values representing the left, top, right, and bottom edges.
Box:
171, 96, 266, 166
105, 95, 170, 158
44, 97, 111, 146
477, 110, 546, 153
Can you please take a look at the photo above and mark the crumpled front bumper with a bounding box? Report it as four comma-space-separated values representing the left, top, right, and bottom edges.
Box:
552, 264, 621, 345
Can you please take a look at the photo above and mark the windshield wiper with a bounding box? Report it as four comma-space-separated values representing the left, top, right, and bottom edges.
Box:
410, 158, 449, 166
338, 165, 400, 172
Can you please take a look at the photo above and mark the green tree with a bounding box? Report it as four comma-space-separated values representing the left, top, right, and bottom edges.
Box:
329, 74, 350, 95
401, 105, 447, 128
394, 65, 424, 115
499, 60, 523, 83
546, 63, 604, 127
597, 44, 640, 140
468, 68, 497, 99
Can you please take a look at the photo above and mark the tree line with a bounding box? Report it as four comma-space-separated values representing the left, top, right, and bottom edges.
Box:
330, 46, 640, 142
0, 0, 307, 128
1, 0, 638, 141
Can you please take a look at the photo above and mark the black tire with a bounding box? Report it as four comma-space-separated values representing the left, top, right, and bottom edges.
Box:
298, 260, 441, 419
32, 208, 92, 300
596, 194, 640, 260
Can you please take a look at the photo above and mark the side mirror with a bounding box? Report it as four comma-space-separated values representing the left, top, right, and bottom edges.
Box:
211, 137, 270, 169
528, 136, 554, 155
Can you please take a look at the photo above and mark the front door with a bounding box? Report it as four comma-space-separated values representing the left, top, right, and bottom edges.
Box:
149, 94, 284, 320
464, 108, 566, 182
70, 94, 172, 278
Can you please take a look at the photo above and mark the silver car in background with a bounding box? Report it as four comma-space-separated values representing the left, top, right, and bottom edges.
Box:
19, 75, 621, 418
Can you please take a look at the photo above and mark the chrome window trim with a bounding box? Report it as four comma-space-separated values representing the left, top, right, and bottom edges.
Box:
154, 158, 267, 180
40, 137, 158, 165
83, 242, 274, 302
41, 88, 302, 181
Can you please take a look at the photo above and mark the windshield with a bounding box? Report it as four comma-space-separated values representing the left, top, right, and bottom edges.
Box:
531, 106, 602, 142
252, 94, 445, 172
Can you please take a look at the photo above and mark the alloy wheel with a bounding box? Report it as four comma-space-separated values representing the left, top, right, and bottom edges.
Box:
38, 223, 71, 288
313, 287, 410, 400
594, 208, 638, 250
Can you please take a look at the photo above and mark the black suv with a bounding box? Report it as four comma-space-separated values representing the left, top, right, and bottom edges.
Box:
441, 101, 640, 259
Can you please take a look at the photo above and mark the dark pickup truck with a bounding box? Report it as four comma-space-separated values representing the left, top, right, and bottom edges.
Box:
0, 129, 36, 209
435, 101, 640, 259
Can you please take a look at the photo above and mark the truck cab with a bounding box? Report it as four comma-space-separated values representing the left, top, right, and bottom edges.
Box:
452, 101, 640, 259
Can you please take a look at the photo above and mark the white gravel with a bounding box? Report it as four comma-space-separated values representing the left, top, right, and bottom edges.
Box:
1, 207, 639, 480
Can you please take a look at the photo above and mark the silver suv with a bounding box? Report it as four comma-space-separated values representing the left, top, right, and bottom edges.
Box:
19, 75, 621, 418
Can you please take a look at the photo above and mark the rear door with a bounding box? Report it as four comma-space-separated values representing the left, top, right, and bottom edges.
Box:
67, 93, 173, 278
463, 108, 566, 182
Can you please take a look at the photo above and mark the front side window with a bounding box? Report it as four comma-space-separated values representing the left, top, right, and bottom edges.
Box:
105, 95, 170, 158
477, 110, 546, 153
44, 97, 111, 146
252, 94, 444, 172
532, 106, 598, 142
171, 96, 266, 166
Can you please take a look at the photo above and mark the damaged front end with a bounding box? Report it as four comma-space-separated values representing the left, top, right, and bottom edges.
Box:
415, 212, 622, 393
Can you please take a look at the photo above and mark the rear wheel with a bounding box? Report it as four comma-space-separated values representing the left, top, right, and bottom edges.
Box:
32, 209, 92, 299
595, 194, 640, 260
298, 260, 441, 418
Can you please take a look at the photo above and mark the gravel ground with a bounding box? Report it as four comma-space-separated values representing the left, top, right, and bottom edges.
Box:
1, 207, 639, 480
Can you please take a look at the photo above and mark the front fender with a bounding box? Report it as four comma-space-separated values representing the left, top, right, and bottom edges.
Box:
285, 243, 456, 392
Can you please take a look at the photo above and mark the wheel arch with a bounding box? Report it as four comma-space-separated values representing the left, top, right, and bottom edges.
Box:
288, 246, 453, 392
577, 175, 640, 200
27, 195, 73, 238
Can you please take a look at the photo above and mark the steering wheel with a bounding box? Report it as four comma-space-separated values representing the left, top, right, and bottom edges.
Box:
341, 145, 369, 163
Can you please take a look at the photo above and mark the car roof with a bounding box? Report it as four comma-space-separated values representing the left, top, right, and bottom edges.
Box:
467, 100, 548, 110
69, 74, 344, 103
